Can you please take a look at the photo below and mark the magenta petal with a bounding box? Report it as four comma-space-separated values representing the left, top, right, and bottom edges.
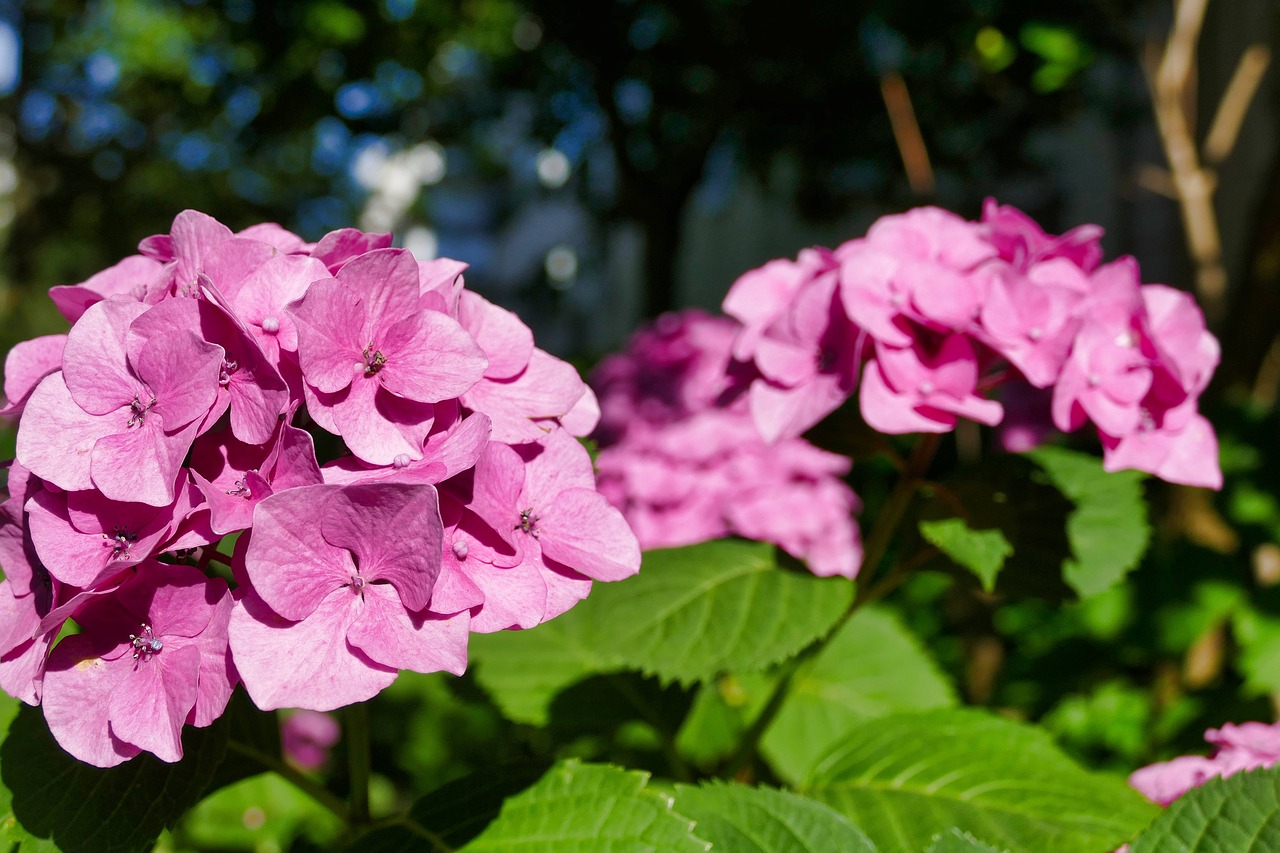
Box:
322, 483, 443, 612
291, 279, 367, 394
523, 428, 597, 500
538, 489, 641, 581
748, 375, 847, 443
229, 589, 396, 712
310, 228, 393, 272
467, 443, 526, 552
43, 636, 141, 767
171, 210, 234, 287
63, 299, 150, 416
859, 360, 953, 434
245, 485, 351, 621
560, 386, 601, 437
347, 584, 468, 674
379, 311, 487, 403
107, 643, 201, 762
16, 373, 118, 493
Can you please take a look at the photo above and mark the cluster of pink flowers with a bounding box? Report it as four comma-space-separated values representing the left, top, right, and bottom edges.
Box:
0, 210, 639, 766
1129, 721, 1280, 806
723, 201, 1222, 489
592, 310, 862, 578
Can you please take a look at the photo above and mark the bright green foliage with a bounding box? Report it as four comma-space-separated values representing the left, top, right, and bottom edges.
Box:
472, 539, 854, 715
1130, 765, 1280, 852
762, 607, 957, 783
461, 760, 709, 852
925, 828, 1006, 852
470, 607, 608, 726
918, 518, 1012, 591
804, 709, 1157, 853
0, 703, 229, 853
1028, 447, 1150, 598
672, 782, 876, 852
589, 540, 854, 686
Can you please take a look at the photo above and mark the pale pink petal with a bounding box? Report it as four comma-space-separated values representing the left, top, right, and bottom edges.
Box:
290, 279, 367, 394
244, 485, 352, 621
16, 373, 118, 493
49, 255, 164, 322
537, 489, 640, 582
107, 642, 201, 762
42, 637, 141, 767
346, 584, 468, 675
378, 310, 487, 403
62, 299, 150, 415
462, 349, 587, 444
458, 290, 533, 380
322, 483, 443, 612
2, 334, 67, 414
229, 589, 396, 712
334, 248, 420, 335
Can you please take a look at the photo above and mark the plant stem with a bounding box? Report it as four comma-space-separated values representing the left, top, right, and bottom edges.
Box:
226, 739, 349, 821
719, 432, 942, 779
347, 701, 372, 825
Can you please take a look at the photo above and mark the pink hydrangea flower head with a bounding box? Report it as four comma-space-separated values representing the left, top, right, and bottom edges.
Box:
40, 562, 235, 767
228, 482, 469, 711
290, 248, 487, 464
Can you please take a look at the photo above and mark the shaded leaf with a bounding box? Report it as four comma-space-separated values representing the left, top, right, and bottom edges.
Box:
0, 702, 229, 853
1028, 447, 1150, 599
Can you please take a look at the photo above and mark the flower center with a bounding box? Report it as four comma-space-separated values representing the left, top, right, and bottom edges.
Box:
452, 539, 469, 560
516, 507, 540, 538
129, 623, 163, 662
361, 342, 387, 377
348, 574, 366, 596
226, 476, 252, 499
102, 526, 139, 560
218, 358, 239, 387
126, 394, 156, 428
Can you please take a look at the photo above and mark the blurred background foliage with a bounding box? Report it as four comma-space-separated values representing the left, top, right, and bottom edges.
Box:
6, 1, 1280, 845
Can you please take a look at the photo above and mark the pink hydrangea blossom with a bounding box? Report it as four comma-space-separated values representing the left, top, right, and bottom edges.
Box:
282, 709, 341, 771
228, 483, 470, 711
41, 562, 235, 767
291, 248, 487, 465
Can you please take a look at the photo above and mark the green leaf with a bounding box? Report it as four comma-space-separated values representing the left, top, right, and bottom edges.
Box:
805, 709, 1158, 853
673, 782, 876, 852
918, 519, 1012, 591
591, 540, 854, 686
926, 828, 1006, 852
472, 539, 855, 718
762, 607, 957, 783
470, 605, 609, 726
0, 702, 229, 853
1028, 447, 1150, 598
461, 760, 709, 852
1129, 765, 1280, 852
